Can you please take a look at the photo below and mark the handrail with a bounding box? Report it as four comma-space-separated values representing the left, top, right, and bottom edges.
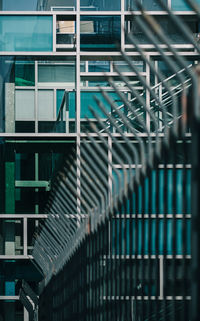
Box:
100, 66, 192, 133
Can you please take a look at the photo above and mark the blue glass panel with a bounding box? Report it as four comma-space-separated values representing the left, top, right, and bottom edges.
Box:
172, 0, 200, 10
5, 281, 15, 296
0, 16, 53, 51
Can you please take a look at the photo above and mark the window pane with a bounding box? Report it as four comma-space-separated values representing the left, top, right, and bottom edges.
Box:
15, 90, 35, 120
171, 0, 200, 10
80, 0, 120, 11
15, 61, 35, 86
88, 61, 110, 72
125, 0, 168, 10
38, 90, 54, 120
80, 16, 121, 50
38, 64, 75, 85
0, 16, 53, 51
81, 91, 123, 118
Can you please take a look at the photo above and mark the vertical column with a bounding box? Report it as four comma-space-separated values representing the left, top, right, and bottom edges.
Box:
76, 0, 81, 134
23, 218, 28, 256
108, 136, 113, 206
121, 0, 125, 51
76, 0, 81, 227
24, 307, 29, 321
35, 61, 38, 133
145, 55, 151, 131
53, 13, 57, 52
5, 83, 15, 133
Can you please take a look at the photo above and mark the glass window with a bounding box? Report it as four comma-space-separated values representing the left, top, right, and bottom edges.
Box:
172, 0, 200, 10
81, 91, 123, 118
126, 16, 199, 44
15, 90, 35, 121
80, 0, 120, 11
88, 61, 110, 72
80, 16, 121, 50
125, 0, 168, 10
38, 90, 54, 120
38, 64, 75, 85
57, 90, 75, 118
15, 61, 35, 86
114, 60, 144, 72
0, 16, 53, 51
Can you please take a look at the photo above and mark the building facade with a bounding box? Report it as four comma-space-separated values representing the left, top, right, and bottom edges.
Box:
0, 0, 199, 320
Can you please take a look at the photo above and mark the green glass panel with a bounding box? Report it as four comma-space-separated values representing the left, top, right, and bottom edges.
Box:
0, 16, 53, 51
15, 62, 35, 86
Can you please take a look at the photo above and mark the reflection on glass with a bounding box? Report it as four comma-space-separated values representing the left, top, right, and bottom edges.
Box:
0, 16, 53, 51
80, 16, 121, 50
88, 61, 110, 72
80, 0, 120, 11
56, 17, 76, 46
126, 16, 198, 44
15, 62, 35, 86
171, 0, 200, 10
81, 91, 123, 118
125, 0, 168, 10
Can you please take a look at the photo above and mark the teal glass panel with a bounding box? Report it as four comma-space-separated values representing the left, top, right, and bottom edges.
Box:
81, 92, 122, 118
126, 0, 168, 10
176, 169, 183, 214
172, 0, 200, 10
0, 16, 53, 51
5, 281, 15, 295
57, 90, 76, 118
112, 218, 191, 255
186, 169, 191, 214
80, 0, 120, 11
69, 92, 76, 118
151, 170, 156, 214
88, 61, 110, 72
57, 89, 65, 116
15, 61, 35, 86
167, 169, 173, 213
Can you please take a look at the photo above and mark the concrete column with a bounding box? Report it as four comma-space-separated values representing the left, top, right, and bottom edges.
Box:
5, 83, 15, 133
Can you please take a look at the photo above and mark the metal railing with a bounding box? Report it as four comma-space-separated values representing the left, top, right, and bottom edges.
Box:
33, 1, 200, 320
